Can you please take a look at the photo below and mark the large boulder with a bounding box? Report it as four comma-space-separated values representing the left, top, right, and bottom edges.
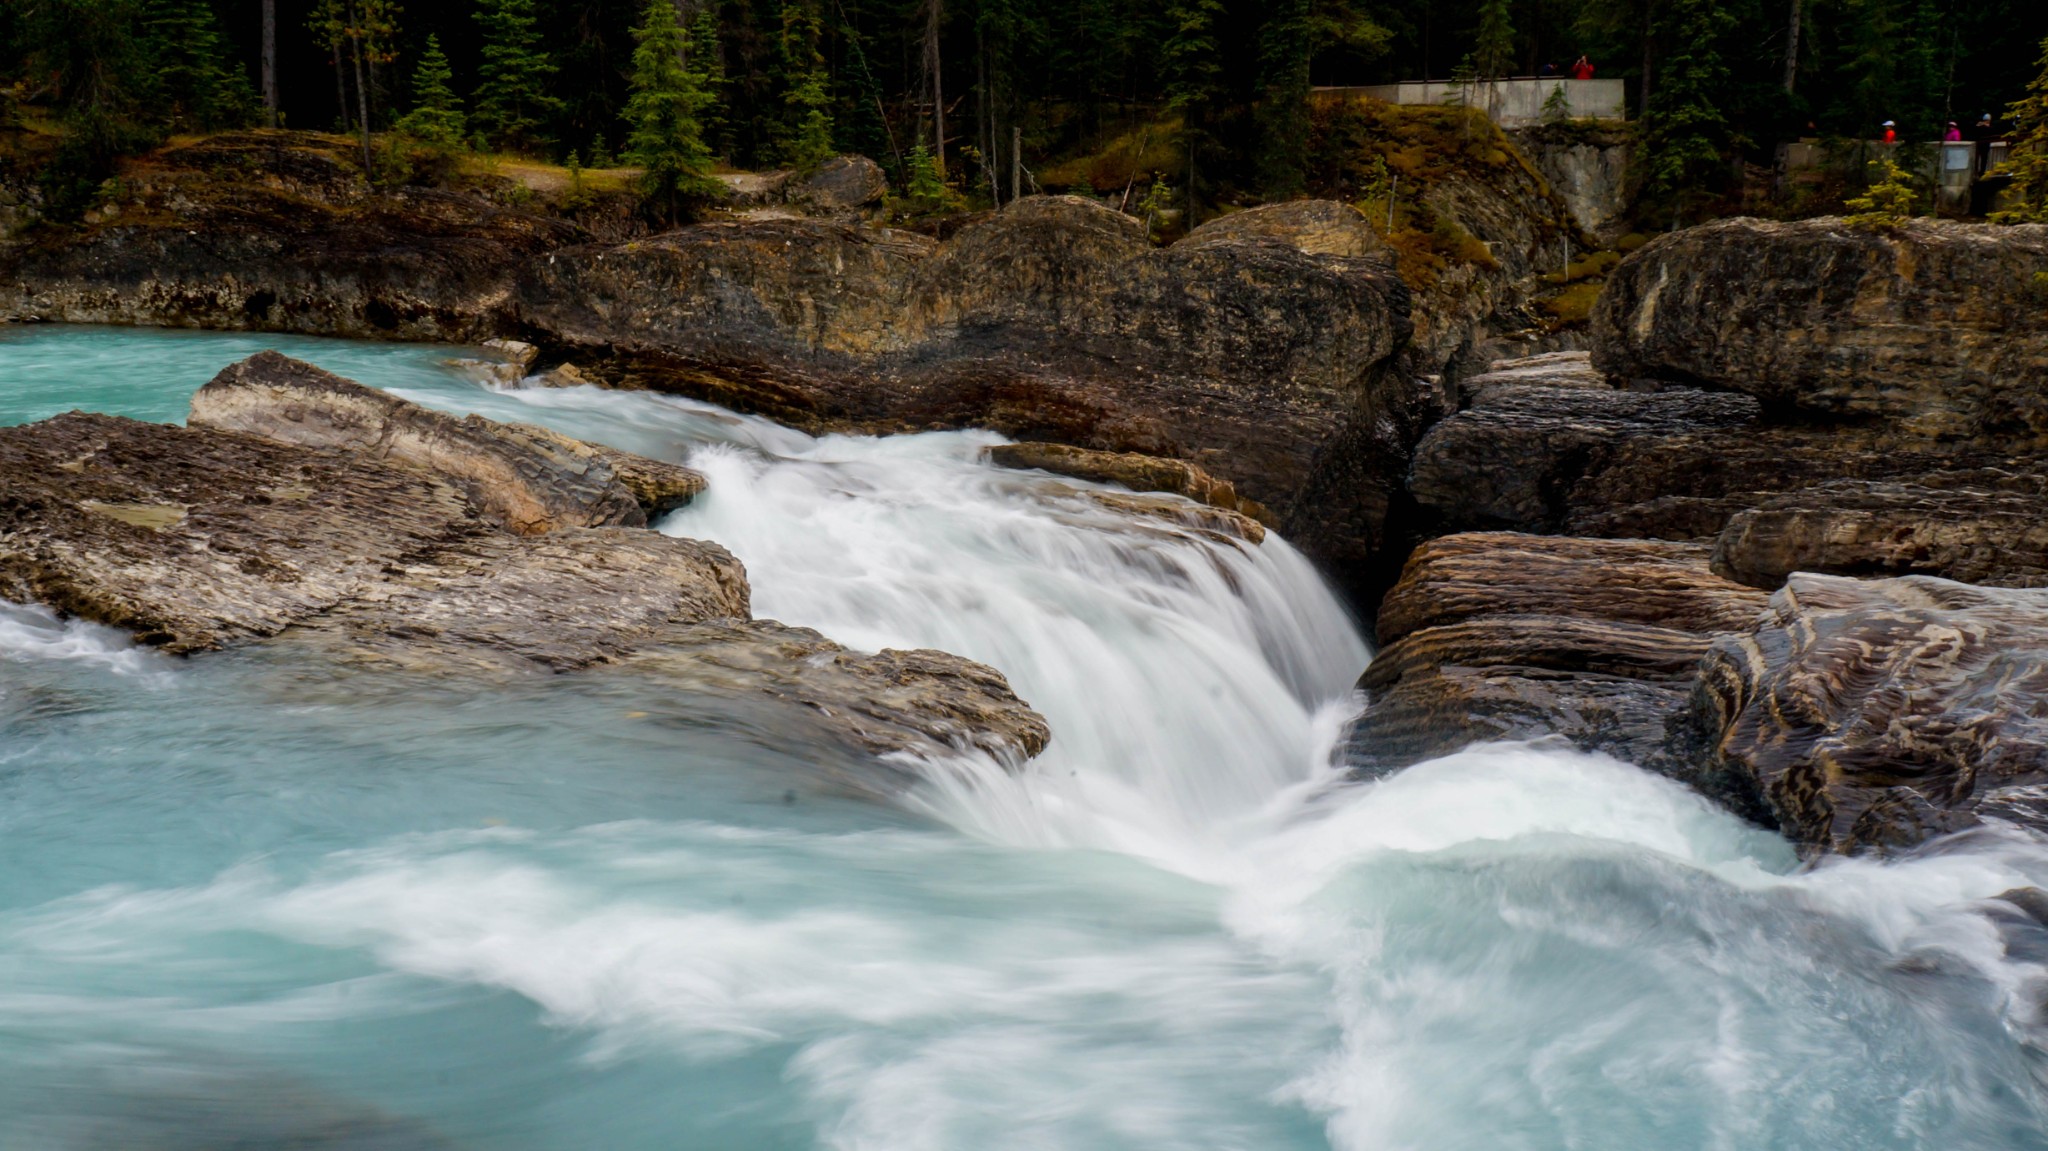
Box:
1592, 217, 2048, 443
0, 355, 1049, 768
1696, 574, 2048, 853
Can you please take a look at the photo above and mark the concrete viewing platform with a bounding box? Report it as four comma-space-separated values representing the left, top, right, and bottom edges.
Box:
1314, 78, 1627, 127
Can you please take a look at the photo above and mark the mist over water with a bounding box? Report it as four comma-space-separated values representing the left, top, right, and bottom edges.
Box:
3, 326, 2047, 1149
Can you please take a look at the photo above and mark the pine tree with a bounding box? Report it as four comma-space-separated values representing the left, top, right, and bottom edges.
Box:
777, 4, 836, 169
1256, 0, 1313, 198
624, 0, 719, 222
688, 5, 730, 160
1997, 36, 2048, 223
1473, 0, 1515, 80
396, 34, 466, 148
144, 0, 252, 130
1163, 0, 1226, 218
1638, 0, 1736, 221
473, 0, 563, 153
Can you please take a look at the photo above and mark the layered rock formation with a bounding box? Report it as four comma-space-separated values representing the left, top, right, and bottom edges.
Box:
1592, 217, 2048, 442
1344, 532, 1771, 816
1369, 216, 2048, 855
1696, 575, 2048, 853
0, 354, 1048, 768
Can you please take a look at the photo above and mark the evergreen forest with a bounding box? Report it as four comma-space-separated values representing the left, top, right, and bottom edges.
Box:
5, 0, 2048, 223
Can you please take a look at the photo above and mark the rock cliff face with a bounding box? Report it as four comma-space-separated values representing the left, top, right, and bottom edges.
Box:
0, 137, 1440, 590
0, 354, 1049, 768
1592, 217, 2048, 442
522, 196, 1418, 580
1366, 214, 2048, 855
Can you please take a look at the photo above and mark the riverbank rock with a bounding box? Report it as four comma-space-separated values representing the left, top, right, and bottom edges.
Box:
190, 351, 704, 531
1343, 533, 1771, 815
1696, 574, 2048, 853
1592, 217, 2048, 443
0, 135, 579, 341
0, 358, 1049, 767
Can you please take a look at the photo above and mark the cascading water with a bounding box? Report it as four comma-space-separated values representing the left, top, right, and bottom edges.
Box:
3, 325, 2047, 1150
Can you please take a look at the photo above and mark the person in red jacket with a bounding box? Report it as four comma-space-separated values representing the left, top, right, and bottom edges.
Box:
1881, 120, 1898, 144
1570, 56, 1595, 80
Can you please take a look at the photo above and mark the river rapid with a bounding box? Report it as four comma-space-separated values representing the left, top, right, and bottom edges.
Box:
3, 326, 2047, 1150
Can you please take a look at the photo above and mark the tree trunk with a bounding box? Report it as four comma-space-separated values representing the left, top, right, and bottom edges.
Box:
1639, 8, 1653, 119
1783, 0, 1801, 94
262, 0, 278, 126
1011, 125, 1021, 203
924, 0, 946, 179
334, 48, 351, 134
351, 32, 372, 172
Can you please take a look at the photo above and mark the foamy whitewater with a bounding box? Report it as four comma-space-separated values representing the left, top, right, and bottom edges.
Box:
2, 326, 2046, 1149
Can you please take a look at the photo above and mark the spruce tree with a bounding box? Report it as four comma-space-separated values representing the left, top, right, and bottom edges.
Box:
1473, 0, 1516, 80
473, 0, 563, 152
1256, 0, 1313, 199
143, 0, 251, 130
624, 0, 719, 221
396, 34, 466, 148
1638, 0, 1735, 222
1996, 36, 2048, 223
1163, 0, 1226, 218
777, 4, 836, 169
688, 5, 730, 160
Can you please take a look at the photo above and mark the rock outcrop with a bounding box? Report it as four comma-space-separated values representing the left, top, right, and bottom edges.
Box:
1711, 472, 2048, 590
983, 441, 1269, 529
524, 196, 1418, 581
1344, 532, 1771, 815
0, 136, 578, 341
191, 351, 705, 531
1696, 574, 2048, 853
1592, 217, 2048, 443
0, 355, 1049, 767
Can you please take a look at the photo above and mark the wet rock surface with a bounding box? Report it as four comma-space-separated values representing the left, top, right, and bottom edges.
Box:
984, 441, 1270, 528
191, 350, 704, 532
1343, 533, 1770, 813
0, 355, 1048, 766
1696, 574, 2048, 853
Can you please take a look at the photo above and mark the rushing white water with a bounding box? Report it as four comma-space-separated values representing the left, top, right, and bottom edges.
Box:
3, 326, 2048, 1150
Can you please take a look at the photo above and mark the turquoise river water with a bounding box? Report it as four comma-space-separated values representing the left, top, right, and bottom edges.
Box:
2, 325, 2047, 1149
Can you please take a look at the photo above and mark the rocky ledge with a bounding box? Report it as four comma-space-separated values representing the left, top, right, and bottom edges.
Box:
0, 353, 1048, 772
0, 135, 1441, 594
1362, 216, 2048, 855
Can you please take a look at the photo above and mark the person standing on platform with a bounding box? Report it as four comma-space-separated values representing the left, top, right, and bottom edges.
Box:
1570, 56, 1595, 80
1882, 120, 1898, 144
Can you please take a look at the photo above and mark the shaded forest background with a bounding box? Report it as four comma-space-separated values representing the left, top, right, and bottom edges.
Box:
5, 0, 2048, 216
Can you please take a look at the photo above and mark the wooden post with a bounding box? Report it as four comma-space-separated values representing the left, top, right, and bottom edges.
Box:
262, 0, 278, 127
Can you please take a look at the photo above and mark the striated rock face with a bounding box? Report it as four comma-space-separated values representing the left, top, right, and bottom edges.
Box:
1712, 472, 2048, 590
1696, 574, 2048, 853
190, 351, 704, 532
0, 356, 1049, 766
1592, 217, 2048, 442
1344, 532, 1770, 814
1179, 200, 1392, 260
